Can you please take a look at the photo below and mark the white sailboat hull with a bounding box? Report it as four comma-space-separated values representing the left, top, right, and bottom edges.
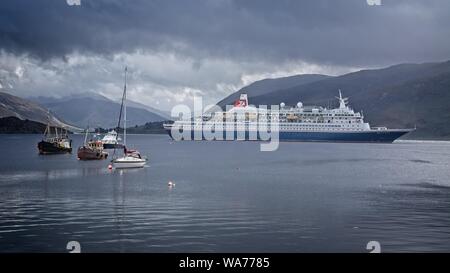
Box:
112, 156, 146, 168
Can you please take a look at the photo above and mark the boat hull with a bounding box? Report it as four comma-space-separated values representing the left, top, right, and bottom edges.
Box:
77, 147, 108, 160
38, 141, 72, 154
166, 129, 413, 143
112, 160, 146, 168
112, 154, 147, 168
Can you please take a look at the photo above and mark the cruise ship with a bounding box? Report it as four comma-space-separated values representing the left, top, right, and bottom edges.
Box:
164, 91, 414, 143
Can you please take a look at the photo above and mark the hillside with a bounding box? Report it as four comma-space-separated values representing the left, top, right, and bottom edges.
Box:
0, 116, 46, 134
31, 93, 169, 128
0, 92, 76, 130
124, 121, 167, 134
217, 74, 331, 108
119, 99, 171, 121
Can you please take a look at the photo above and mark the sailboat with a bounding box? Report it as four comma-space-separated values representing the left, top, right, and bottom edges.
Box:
38, 115, 72, 154
77, 127, 108, 160
111, 67, 147, 168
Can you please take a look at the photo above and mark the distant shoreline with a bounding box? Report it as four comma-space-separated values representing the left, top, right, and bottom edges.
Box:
0, 116, 168, 135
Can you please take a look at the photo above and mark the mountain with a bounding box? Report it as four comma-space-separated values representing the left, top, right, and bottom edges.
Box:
31, 92, 110, 104
31, 93, 169, 128
0, 92, 75, 130
118, 99, 171, 121
217, 61, 450, 139
217, 74, 331, 108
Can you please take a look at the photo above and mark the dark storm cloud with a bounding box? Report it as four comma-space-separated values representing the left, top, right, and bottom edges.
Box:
1, 0, 450, 66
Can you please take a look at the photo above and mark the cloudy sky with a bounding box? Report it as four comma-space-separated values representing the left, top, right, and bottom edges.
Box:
1, 0, 449, 110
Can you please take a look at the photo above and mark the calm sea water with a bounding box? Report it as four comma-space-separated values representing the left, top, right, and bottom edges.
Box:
0, 134, 449, 253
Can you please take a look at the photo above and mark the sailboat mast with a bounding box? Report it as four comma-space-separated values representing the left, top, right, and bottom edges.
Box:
124, 67, 127, 147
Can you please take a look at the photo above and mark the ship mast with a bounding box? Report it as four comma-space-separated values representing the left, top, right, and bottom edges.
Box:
115, 67, 127, 148
337, 89, 349, 109
83, 126, 89, 146
44, 111, 50, 138
124, 67, 127, 147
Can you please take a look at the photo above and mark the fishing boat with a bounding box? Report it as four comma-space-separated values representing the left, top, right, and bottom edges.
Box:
38, 119, 72, 154
111, 67, 147, 169
77, 128, 108, 160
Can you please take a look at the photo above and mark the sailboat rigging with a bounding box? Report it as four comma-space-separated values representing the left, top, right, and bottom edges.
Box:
101, 77, 126, 150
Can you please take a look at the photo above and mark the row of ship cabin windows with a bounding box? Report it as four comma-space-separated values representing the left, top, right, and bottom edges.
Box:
279, 113, 357, 117
227, 124, 363, 129
283, 119, 360, 124
279, 124, 362, 128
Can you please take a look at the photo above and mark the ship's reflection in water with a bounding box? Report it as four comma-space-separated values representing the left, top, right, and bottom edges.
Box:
0, 134, 450, 252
